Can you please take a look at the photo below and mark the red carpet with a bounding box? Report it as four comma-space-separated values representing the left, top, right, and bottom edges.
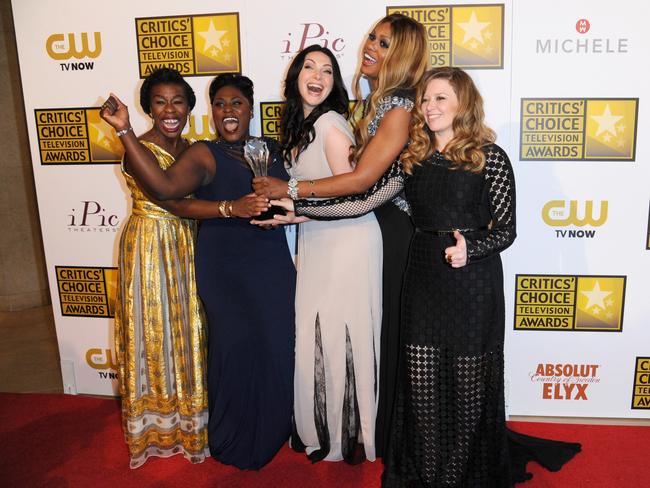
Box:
0, 393, 646, 487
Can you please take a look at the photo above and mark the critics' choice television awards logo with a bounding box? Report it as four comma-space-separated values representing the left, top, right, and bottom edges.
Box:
45, 32, 101, 71
529, 363, 600, 401
514, 275, 626, 331
34, 108, 123, 164
135, 13, 241, 78
260, 102, 284, 140
520, 98, 638, 161
281, 23, 345, 60
86, 348, 118, 380
67, 201, 120, 233
537, 18, 629, 55
55, 266, 117, 318
632, 358, 650, 409
542, 200, 607, 239
387, 4, 503, 68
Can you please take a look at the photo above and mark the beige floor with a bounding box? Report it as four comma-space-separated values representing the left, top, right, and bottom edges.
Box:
1, 305, 648, 426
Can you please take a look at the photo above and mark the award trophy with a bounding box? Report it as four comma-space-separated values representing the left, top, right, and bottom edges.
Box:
243, 137, 287, 221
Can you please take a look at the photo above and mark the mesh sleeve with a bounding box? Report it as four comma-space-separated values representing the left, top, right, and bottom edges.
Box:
466, 145, 517, 262
294, 161, 404, 220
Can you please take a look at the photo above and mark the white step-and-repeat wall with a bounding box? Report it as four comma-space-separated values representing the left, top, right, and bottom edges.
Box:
11, 0, 650, 419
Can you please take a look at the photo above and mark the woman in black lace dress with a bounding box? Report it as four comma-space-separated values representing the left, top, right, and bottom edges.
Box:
278, 67, 581, 485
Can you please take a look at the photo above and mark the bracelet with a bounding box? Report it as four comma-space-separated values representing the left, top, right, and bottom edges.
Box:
287, 177, 299, 200
218, 200, 232, 218
116, 127, 133, 137
227, 200, 234, 217
308, 180, 316, 197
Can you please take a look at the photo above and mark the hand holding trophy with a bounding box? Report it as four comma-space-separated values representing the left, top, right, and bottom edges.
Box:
244, 138, 287, 221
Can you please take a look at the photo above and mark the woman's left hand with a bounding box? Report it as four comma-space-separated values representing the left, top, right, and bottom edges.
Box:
444, 230, 468, 268
252, 176, 289, 198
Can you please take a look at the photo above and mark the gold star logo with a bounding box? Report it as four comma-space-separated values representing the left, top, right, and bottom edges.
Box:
457, 11, 490, 45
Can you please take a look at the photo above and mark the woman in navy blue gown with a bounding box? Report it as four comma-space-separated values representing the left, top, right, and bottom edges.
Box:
195, 76, 296, 469
101, 74, 295, 469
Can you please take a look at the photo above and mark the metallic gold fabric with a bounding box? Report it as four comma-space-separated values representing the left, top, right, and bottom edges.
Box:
114, 141, 208, 468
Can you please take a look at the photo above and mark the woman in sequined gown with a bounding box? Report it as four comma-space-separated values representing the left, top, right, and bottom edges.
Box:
253, 14, 428, 459
103, 68, 215, 468
102, 74, 295, 470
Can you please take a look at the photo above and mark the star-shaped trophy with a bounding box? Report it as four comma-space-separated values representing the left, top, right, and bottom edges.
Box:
243, 137, 287, 221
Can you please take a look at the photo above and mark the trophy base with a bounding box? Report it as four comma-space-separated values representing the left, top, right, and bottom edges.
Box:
256, 205, 287, 221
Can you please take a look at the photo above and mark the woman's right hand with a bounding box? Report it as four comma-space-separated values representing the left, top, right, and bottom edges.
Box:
231, 193, 270, 218
252, 176, 289, 199
99, 93, 131, 132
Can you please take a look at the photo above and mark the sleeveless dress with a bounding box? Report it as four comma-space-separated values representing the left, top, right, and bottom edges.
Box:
290, 111, 383, 463
294, 92, 415, 459
194, 138, 296, 470
114, 140, 209, 469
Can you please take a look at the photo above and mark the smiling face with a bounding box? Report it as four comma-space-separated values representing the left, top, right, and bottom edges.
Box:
149, 83, 189, 141
360, 21, 391, 86
421, 78, 459, 148
211, 85, 253, 142
297, 50, 334, 117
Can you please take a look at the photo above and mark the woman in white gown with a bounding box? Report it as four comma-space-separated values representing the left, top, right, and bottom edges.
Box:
280, 44, 382, 463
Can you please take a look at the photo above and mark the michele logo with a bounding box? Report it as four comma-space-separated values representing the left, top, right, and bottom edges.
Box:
281, 23, 345, 60
536, 19, 629, 54
575, 19, 591, 34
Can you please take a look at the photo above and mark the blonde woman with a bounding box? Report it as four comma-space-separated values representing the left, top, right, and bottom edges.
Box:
382, 67, 581, 486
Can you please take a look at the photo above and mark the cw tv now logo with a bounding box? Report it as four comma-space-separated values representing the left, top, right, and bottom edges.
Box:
542, 200, 608, 238
46, 32, 101, 71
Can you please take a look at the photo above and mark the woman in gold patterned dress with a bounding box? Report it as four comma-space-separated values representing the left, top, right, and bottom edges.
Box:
103, 68, 269, 468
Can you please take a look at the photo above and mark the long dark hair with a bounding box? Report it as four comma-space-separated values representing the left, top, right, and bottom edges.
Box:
281, 45, 349, 165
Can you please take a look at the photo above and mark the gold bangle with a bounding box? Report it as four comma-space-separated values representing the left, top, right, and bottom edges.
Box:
226, 200, 234, 218
218, 200, 229, 218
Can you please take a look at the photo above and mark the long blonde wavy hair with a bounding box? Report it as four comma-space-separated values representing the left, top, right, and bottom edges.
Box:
351, 14, 428, 160
401, 67, 496, 174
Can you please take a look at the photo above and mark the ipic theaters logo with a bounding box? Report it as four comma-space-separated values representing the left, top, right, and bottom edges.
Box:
520, 98, 638, 161
281, 23, 345, 60
537, 18, 629, 55
136, 13, 241, 78
67, 201, 120, 233
55, 266, 117, 318
86, 348, 118, 380
542, 200, 607, 239
45, 32, 101, 71
34, 108, 123, 164
530, 363, 600, 401
632, 357, 650, 409
387, 4, 503, 68
514, 275, 626, 331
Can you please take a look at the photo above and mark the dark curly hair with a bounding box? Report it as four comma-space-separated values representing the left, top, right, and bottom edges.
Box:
139, 68, 196, 115
281, 45, 349, 165
209, 73, 254, 106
